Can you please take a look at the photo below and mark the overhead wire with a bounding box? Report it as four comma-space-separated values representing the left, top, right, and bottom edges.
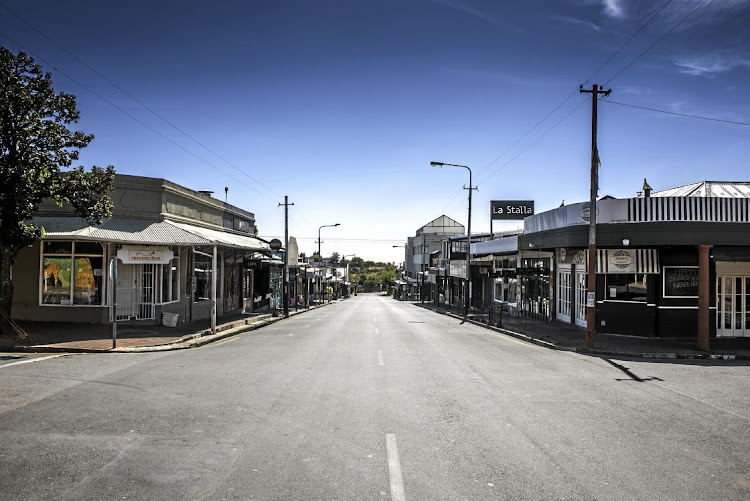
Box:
472, 0, 682, 189
0, 32, 285, 204
604, 0, 711, 86
601, 99, 750, 127
0, 2, 284, 202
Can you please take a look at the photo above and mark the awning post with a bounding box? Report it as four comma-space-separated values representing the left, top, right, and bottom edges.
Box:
211, 245, 217, 335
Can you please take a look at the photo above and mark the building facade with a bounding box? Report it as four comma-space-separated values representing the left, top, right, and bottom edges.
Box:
518, 182, 750, 340
12, 174, 273, 326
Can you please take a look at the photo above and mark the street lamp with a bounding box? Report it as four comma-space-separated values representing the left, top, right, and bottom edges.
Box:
431, 161, 473, 322
317, 223, 340, 305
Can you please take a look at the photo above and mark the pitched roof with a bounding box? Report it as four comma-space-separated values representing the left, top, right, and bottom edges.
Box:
650, 181, 750, 198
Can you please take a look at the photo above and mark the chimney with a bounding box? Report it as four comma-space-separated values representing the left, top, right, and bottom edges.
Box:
642, 178, 652, 198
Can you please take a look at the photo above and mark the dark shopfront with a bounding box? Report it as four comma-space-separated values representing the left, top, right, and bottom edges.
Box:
517, 256, 552, 321
521, 195, 750, 340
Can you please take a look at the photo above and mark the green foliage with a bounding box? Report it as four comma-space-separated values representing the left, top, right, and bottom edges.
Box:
0, 46, 115, 253
0, 46, 115, 325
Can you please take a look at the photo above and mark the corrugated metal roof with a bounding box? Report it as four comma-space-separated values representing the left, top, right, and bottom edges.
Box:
32, 217, 269, 251
651, 181, 750, 198
166, 220, 269, 251
33, 217, 209, 245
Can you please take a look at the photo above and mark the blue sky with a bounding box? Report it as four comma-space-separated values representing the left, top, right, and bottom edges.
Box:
2, 0, 748, 263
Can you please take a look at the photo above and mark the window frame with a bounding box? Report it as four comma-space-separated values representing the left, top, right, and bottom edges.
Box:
40, 240, 106, 307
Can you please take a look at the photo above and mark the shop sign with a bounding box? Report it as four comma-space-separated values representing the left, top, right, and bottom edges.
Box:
491, 200, 534, 220
117, 247, 174, 264
609, 249, 636, 273
663, 267, 699, 297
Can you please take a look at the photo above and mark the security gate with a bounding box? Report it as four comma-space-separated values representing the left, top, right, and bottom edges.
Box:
116, 263, 156, 320
575, 271, 588, 328
716, 275, 750, 337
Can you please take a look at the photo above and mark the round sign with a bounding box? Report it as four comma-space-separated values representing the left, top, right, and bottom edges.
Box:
269, 239, 282, 251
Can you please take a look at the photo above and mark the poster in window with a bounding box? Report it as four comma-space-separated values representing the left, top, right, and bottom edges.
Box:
663, 267, 699, 297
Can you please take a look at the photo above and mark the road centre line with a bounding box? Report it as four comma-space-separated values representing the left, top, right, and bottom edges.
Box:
0, 354, 66, 368
378, 350, 384, 366
386, 434, 406, 501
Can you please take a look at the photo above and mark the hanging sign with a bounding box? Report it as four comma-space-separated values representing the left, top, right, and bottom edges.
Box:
491, 200, 534, 220
117, 247, 174, 264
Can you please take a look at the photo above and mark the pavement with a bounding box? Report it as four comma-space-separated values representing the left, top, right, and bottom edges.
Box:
0, 301, 332, 353
411, 299, 750, 360
2, 295, 750, 360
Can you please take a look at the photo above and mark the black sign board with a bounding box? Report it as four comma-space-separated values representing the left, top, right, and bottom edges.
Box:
663, 267, 699, 297
269, 239, 282, 251
491, 200, 534, 220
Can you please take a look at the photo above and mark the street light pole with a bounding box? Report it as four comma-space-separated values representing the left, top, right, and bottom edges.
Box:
431, 161, 474, 323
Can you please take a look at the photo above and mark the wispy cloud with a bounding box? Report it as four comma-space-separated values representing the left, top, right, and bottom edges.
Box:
674, 51, 750, 76
437, 66, 560, 89
550, 15, 601, 31
602, 0, 625, 18
430, 0, 518, 31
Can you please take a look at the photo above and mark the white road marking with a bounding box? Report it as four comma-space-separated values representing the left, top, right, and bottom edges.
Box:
375, 327, 380, 335
386, 434, 406, 501
0, 354, 65, 368
378, 350, 384, 366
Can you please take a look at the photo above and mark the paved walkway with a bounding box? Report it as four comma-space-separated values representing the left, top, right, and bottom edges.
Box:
0, 303, 328, 353
411, 300, 750, 360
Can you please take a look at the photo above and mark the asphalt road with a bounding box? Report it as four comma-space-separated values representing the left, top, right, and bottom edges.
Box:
2, 294, 750, 500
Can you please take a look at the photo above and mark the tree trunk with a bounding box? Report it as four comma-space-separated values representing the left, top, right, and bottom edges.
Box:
0, 244, 17, 335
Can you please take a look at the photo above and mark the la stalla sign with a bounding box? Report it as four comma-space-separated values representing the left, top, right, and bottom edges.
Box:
490, 200, 534, 220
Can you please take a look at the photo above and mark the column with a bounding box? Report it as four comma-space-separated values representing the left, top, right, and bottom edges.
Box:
697, 244, 712, 351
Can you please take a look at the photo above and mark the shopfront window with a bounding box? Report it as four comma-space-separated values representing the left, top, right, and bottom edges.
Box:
194, 256, 212, 301
42, 241, 103, 305
606, 274, 647, 302
159, 257, 179, 304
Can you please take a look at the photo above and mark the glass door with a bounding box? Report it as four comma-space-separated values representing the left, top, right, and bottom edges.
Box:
557, 270, 571, 323
716, 276, 749, 337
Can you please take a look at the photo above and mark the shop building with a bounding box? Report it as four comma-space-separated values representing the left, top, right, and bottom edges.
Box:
519, 181, 750, 340
12, 174, 272, 326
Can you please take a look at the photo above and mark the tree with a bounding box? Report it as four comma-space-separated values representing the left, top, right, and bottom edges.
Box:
0, 46, 115, 333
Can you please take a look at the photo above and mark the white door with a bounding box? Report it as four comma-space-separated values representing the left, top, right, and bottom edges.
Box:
575, 271, 588, 328
717, 275, 750, 337
557, 269, 571, 323
116, 263, 155, 321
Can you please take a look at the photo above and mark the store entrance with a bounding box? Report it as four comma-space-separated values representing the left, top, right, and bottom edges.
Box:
116, 263, 156, 320
716, 275, 750, 337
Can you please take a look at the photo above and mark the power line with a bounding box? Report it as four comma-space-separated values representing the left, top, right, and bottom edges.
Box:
0, 31, 280, 205
479, 97, 589, 185
605, 0, 711, 86
473, 0, 681, 186
582, 0, 675, 85
602, 99, 750, 127
0, 2, 284, 201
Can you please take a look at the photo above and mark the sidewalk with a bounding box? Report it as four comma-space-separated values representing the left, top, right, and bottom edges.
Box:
413, 301, 750, 361
0, 303, 328, 353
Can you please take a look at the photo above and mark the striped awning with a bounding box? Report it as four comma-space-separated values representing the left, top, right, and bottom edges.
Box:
596, 249, 660, 274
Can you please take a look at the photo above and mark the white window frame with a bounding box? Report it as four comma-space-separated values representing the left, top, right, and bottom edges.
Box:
39, 241, 106, 307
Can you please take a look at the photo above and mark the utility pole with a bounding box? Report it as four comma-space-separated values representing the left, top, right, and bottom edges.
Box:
580, 84, 611, 348
430, 161, 476, 323
278, 196, 294, 318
